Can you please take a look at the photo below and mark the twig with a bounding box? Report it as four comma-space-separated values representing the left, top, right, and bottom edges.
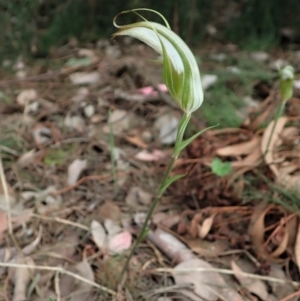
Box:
279, 289, 300, 301
53, 173, 126, 195
0, 262, 117, 296
55, 271, 61, 301
154, 267, 300, 287
32, 214, 90, 231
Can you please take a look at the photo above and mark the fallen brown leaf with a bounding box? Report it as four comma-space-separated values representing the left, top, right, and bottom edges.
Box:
198, 214, 215, 239
294, 222, 300, 271
59, 260, 94, 301
9, 257, 35, 301
216, 136, 261, 157
261, 116, 289, 177
67, 159, 88, 186
249, 203, 283, 262
231, 261, 271, 301
173, 258, 243, 301
269, 264, 297, 300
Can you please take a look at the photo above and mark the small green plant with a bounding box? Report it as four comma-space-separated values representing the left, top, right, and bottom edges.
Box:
112, 8, 216, 281
265, 65, 295, 155
211, 158, 232, 177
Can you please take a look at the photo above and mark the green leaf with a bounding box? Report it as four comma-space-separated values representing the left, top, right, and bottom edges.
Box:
158, 173, 186, 196
174, 124, 218, 157
65, 57, 93, 67
211, 158, 232, 177
44, 149, 69, 166
139, 227, 150, 241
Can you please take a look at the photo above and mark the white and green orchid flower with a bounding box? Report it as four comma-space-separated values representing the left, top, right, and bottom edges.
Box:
114, 10, 217, 280
279, 65, 294, 102
112, 9, 203, 115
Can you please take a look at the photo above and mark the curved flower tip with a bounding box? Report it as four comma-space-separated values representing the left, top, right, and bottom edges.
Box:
112, 9, 203, 115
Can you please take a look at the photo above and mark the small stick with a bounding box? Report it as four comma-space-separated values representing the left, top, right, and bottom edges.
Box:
0, 262, 117, 296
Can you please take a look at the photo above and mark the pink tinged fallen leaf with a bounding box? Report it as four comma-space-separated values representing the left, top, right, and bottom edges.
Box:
135, 149, 167, 162
9, 256, 35, 301
67, 159, 87, 185
137, 84, 168, 96
173, 258, 243, 301
231, 261, 270, 301
107, 231, 132, 254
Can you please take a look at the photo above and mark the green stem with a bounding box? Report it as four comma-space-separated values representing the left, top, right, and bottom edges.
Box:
118, 113, 190, 283
264, 101, 286, 156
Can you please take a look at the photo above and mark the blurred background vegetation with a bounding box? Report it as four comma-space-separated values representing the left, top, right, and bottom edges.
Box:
1, 0, 300, 60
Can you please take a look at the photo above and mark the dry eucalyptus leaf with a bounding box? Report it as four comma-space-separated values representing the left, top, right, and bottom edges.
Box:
147, 228, 195, 263
261, 116, 288, 177
248, 203, 280, 261
104, 109, 132, 135
198, 215, 215, 239
17, 149, 36, 167
98, 202, 121, 222
0, 179, 15, 208
104, 219, 122, 236
91, 220, 107, 250
67, 159, 87, 185
231, 261, 270, 301
154, 113, 180, 145
216, 136, 261, 157
60, 260, 94, 301
125, 186, 152, 207
69, 71, 100, 85
173, 258, 243, 301
269, 264, 297, 300
70, 260, 94, 301
9, 257, 35, 301
64, 114, 86, 132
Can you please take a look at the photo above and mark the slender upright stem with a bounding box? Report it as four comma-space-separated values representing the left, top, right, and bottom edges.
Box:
118, 156, 176, 281
264, 101, 286, 156
118, 113, 190, 283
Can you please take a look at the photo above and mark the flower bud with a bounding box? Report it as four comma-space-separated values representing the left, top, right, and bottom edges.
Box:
112, 9, 203, 115
279, 65, 294, 102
